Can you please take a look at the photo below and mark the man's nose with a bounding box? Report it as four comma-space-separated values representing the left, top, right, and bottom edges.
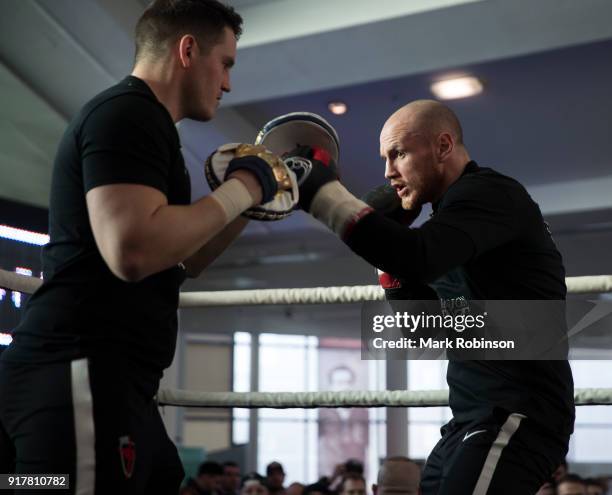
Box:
384, 160, 396, 180
222, 72, 231, 93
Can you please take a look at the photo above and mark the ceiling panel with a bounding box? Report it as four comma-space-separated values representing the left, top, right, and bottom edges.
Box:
0, 62, 65, 207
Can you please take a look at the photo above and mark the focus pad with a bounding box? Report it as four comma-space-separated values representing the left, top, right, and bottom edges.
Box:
204, 143, 298, 221
255, 112, 340, 163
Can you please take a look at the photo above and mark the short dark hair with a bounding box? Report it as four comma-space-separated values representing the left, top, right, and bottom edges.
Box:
135, 0, 243, 62
344, 459, 364, 475
266, 461, 285, 476
224, 461, 239, 469
198, 461, 224, 476
303, 481, 331, 495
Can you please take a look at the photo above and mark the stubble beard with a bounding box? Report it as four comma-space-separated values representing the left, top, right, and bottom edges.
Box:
402, 154, 442, 210
400, 178, 427, 210
401, 193, 419, 211
183, 77, 213, 122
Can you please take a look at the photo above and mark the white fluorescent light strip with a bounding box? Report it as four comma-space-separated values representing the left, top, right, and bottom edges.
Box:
0, 225, 49, 246
0, 333, 13, 346
431, 76, 483, 100
15, 267, 33, 276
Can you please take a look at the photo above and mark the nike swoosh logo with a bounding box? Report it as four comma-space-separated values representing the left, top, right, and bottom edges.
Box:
463, 429, 487, 442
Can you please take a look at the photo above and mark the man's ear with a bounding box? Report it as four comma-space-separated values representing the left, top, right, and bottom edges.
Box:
437, 132, 454, 161
178, 34, 197, 67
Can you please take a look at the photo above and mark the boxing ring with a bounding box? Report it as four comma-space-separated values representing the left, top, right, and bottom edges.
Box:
1, 267, 612, 409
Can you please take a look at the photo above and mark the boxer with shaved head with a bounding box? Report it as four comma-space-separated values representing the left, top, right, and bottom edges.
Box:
282, 99, 574, 494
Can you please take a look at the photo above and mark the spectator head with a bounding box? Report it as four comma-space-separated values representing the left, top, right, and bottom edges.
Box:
553, 460, 569, 483
339, 474, 367, 495
287, 482, 305, 495
303, 481, 332, 495
328, 366, 356, 391
344, 459, 364, 476
241, 472, 269, 495
372, 457, 420, 495
222, 461, 241, 492
557, 474, 587, 495
584, 478, 605, 495
266, 462, 286, 491
535, 482, 555, 495
197, 461, 224, 492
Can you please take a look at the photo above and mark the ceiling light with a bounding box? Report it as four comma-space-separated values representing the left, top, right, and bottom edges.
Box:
430, 76, 483, 100
328, 101, 348, 115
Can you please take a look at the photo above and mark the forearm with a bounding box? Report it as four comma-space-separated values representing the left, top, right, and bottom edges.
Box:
102, 179, 254, 282
346, 211, 474, 282
117, 195, 231, 280
88, 141, 294, 282
182, 216, 249, 278
309, 182, 474, 282
345, 212, 428, 280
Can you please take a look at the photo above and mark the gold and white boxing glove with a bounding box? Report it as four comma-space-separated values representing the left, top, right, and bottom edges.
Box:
205, 143, 298, 221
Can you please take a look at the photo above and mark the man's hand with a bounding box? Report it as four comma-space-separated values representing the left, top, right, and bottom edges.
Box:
281, 144, 374, 240
362, 185, 435, 299
362, 184, 422, 226
223, 143, 291, 204
206, 143, 298, 221
331, 463, 346, 480
226, 169, 263, 204
282, 144, 339, 211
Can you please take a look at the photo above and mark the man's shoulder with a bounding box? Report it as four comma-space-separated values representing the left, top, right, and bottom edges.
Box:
75, 77, 171, 134
461, 165, 525, 191
443, 164, 529, 207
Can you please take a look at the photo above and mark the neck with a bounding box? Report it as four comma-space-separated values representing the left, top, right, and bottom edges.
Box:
435, 149, 472, 202
132, 60, 183, 122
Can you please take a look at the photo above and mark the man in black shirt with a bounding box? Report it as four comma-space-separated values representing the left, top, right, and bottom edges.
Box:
0, 1, 295, 493
284, 99, 574, 494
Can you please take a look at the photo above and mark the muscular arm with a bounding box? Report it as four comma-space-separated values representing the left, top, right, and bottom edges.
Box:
87, 183, 232, 282
346, 176, 518, 283
346, 213, 475, 282
82, 95, 263, 283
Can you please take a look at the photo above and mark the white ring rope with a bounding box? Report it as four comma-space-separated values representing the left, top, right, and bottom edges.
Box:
180, 285, 386, 307
1, 268, 610, 408
2, 269, 612, 306
156, 388, 612, 408
0, 269, 43, 295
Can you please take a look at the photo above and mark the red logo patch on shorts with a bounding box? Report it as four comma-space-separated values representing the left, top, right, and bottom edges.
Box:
119, 435, 136, 479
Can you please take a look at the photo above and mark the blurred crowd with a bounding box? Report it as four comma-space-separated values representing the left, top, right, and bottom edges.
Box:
535, 461, 610, 495
179, 457, 419, 495
179, 457, 610, 495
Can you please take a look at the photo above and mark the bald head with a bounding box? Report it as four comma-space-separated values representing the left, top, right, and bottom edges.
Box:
379, 99, 470, 209
374, 457, 420, 495
384, 99, 463, 146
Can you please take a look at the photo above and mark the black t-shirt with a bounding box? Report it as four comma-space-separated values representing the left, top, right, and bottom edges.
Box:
2, 76, 191, 396
347, 161, 575, 435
